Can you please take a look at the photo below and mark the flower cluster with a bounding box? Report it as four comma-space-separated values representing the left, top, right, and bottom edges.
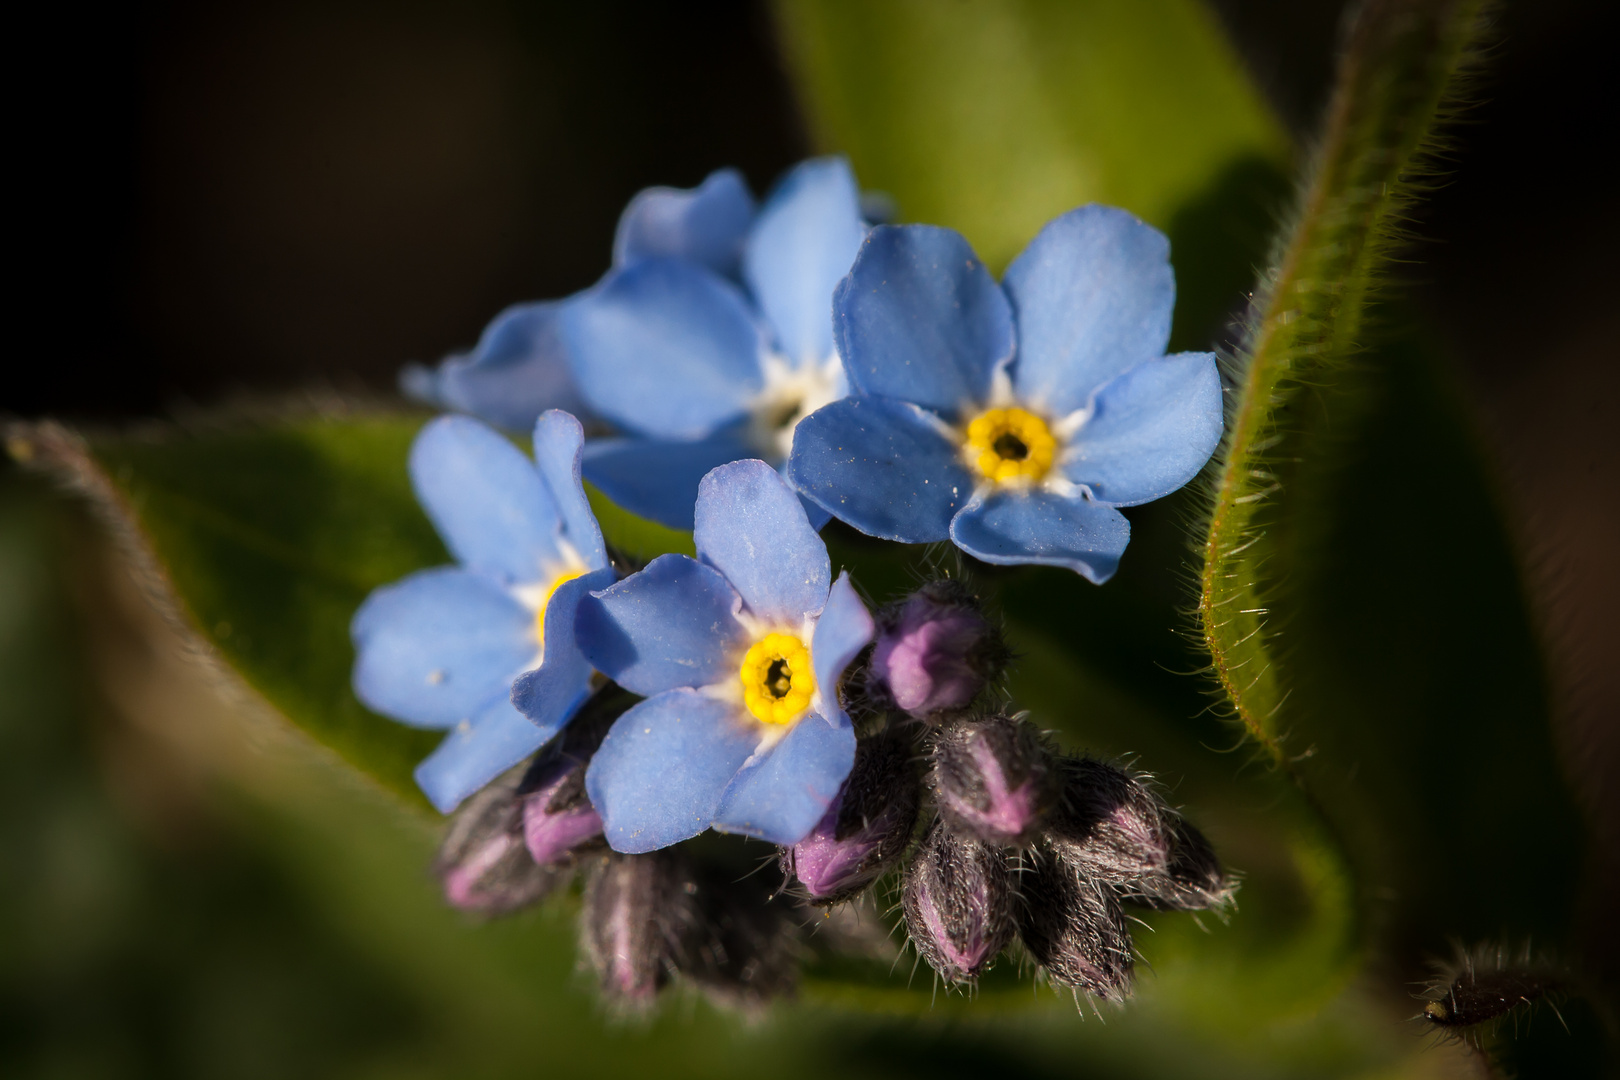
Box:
353, 158, 1230, 1009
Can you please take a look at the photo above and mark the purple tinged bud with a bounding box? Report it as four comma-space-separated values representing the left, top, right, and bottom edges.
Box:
901, 820, 1015, 984
931, 715, 1059, 846
435, 765, 562, 915
581, 850, 687, 1007
514, 686, 625, 867
784, 731, 919, 903
869, 580, 1006, 718
1046, 757, 1232, 911
1015, 853, 1134, 1000
521, 776, 603, 865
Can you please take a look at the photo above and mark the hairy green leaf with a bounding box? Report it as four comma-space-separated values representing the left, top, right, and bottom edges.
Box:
1198, 0, 1584, 969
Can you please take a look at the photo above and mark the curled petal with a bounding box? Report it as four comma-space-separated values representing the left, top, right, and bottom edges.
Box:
402, 301, 585, 430
509, 568, 615, 735
810, 572, 873, 720
613, 167, 757, 278
950, 491, 1130, 584
532, 410, 608, 570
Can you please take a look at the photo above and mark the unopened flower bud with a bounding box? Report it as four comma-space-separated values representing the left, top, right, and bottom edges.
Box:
784, 730, 920, 902
580, 850, 688, 1007
1046, 757, 1232, 911
1015, 853, 1134, 1000
869, 580, 1006, 718
673, 861, 799, 1009
435, 765, 562, 915
901, 820, 1015, 984
516, 690, 624, 865
930, 715, 1059, 846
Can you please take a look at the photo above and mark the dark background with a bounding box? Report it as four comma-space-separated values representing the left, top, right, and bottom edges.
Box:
4, 0, 1616, 1073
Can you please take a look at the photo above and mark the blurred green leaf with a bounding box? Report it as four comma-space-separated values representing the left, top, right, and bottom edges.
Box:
9, 413, 694, 810
773, 0, 1293, 350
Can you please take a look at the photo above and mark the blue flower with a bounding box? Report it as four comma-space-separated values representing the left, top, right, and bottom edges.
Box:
570, 459, 874, 853
400, 168, 759, 432
790, 205, 1223, 583
561, 157, 868, 530
350, 411, 614, 813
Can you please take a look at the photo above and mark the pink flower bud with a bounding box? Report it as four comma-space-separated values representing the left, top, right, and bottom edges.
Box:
869, 581, 1005, 718
931, 715, 1058, 846
901, 821, 1014, 984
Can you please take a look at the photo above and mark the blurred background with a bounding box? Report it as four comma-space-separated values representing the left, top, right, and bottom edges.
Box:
4, 0, 1616, 1075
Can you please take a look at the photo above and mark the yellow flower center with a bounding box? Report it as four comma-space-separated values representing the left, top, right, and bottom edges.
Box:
738, 632, 815, 725
533, 569, 585, 652
964, 406, 1057, 484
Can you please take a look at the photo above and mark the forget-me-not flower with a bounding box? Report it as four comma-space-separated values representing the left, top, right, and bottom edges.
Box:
790, 205, 1223, 583
570, 459, 874, 853
399, 168, 759, 431
350, 411, 614, 812
561, 157, 868, 530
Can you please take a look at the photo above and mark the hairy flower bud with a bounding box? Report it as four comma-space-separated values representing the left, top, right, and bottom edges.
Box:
673, 861, 800, 1009
516, 689, 625, 865
901, 820, 1015, 984
783, 730, 920, 902
869, 580, 1006, 718
580, 850, 689, 1007
930, 715, 1059, 846
1015, 852, 1134, 1001
435, 764, 562, 915
1046, 757, 1232, 911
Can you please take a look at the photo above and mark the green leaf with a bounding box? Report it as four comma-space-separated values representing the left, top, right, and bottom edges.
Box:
773, 0, 1293, 350
1198, 0, 1584, 967
7, 413, 695, 810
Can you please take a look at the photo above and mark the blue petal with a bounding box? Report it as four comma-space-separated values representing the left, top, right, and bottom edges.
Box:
351, 567, 534, 728
694, 459, 830, 624
790, 396, 973, 543
586, 689, 759, 853
403, 301, 587, 431
531, 410, 608, 570
409, 415, 562, 584
833, 225, 1013, 415
811, 572, 873, 716
509, 568, 615, 732
612, 168, 757, 279
415, 695, 552, 814
742, 157, 866, 367
1063, 352, 1223, 506
950, 490, 1131, 584
581, 430, 756, 532
713, 712, 856, 845
575, 554, 746, 697
561, 258, 765, 440
1002, 205, 1175, 416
